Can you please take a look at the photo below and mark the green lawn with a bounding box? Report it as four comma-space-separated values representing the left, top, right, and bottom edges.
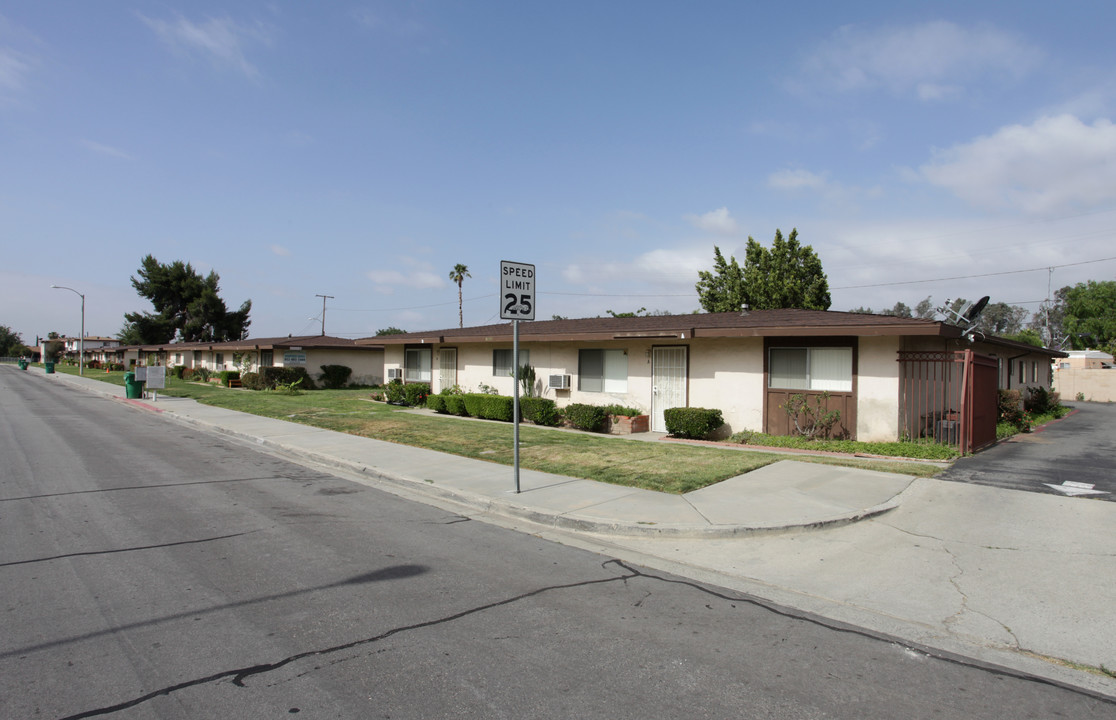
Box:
50, 364, 945, 492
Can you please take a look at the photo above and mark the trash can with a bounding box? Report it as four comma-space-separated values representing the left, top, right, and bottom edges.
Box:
18, 360, 27, 370
44, 361, 55, 374
124, 371, 143, 399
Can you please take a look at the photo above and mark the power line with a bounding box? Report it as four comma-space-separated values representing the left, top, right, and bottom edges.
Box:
832, 255, 1116, 291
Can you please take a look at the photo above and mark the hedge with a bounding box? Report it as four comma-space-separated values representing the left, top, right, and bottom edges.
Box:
445, 395, 468, 416
563, 403, 608, 432
427, 394, 447, 413
664, 407, 724, 439
404, 382, 430, 407
319, 364, 353, 389
521, 396, 560, 426
463, 393, 515, 421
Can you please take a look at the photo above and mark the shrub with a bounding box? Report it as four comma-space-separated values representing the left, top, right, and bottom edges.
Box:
664, 407, 724, 439
219, 370, 241, 386
781, 392, 841, 439
427, 394, 447, 413
463, 393, 515, 421
384, 379, 406, 404
195, 367, 211, 382
445, 395, 467, 415
1024, 386, 1060, 415
603, 404, 643, 417
241, 372, 264, 390
998, 389, 1023, 425
172, 365, 186, 379
564, 403, 608, 432
319, 364, 353, 389
522, 396, 560, 426
404, 382, 430, 407
257, 366, 315, 391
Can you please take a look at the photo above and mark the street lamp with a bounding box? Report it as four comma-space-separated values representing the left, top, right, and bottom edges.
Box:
51, 285, 85, 376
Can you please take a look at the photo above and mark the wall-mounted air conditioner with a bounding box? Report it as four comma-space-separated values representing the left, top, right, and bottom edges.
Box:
548, 374, 571, 390
387, 368, 403, 380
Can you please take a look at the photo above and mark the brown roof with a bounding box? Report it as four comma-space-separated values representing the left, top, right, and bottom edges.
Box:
118, 335, 384, 353
356, 309, 960, 345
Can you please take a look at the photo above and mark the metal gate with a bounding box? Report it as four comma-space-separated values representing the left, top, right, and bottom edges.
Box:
898, 349, 998, 454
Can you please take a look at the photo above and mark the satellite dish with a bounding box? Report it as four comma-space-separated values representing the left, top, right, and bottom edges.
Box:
963, 296, 990, 325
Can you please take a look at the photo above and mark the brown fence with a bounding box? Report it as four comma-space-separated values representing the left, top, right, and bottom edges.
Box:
898, 349, 998, 454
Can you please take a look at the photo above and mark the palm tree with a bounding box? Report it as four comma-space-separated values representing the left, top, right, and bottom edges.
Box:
449, 263, 471, 328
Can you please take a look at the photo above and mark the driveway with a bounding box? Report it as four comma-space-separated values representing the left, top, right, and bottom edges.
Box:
937, 402, 1116, 501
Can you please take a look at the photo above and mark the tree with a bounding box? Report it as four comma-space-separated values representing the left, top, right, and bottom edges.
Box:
883, 302, 912, 318
1003, 329, 1044, 347
449, 263, 471, 328
974, 302, 1028, 336
125, 256, 251, 344
914, 296, 935, 319
1063, 280, 1116, 350
0, 325, 27, 356
696, 229, 830, 312
376, 327, 407, 336
605, 307, 648, 318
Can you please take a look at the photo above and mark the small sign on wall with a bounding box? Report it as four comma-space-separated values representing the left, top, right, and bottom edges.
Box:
283, 351, 307, 366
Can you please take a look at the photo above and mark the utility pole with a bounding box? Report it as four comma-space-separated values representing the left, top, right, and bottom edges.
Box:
315, 294, 334, 336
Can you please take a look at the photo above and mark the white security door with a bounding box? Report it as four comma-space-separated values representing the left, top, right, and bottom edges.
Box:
652, 346, 687, 433
438, 349, 457, 392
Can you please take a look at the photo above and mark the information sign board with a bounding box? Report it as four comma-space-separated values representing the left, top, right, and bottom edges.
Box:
499, 260, 535, 321
146, 365, 166, 389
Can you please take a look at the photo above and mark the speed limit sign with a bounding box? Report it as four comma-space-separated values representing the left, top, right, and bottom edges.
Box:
499, 261, 535, 321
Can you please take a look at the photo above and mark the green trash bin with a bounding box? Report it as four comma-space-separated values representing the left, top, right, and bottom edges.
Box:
124, 371, 143, 399
44, 361, 55, 374
18, 360, 27, 370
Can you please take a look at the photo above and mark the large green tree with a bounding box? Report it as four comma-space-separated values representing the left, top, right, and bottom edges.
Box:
123, 256, 251, 344
696, 229, 830, 312
0, 325, 30, 356
1063, 280, 1116, 351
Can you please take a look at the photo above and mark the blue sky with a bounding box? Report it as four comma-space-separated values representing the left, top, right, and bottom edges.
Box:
4, 2, 1116, 343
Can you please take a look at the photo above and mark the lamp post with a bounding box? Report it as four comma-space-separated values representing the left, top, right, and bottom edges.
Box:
51, 285, 85, 376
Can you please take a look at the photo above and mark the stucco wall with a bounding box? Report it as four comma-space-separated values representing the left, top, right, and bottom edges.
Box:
856, 336, 901, 442
687, 337, 764, 434
1054, 368, 1116, 403
280, 348, 383, 386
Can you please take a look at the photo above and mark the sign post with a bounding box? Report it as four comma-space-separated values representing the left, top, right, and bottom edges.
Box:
500, 261, 536, 493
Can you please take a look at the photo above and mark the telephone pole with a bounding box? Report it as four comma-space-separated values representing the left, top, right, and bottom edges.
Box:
315, 294, 334, 336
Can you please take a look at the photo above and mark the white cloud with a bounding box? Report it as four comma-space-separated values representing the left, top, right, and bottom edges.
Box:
0, 46, 31, 91
367, 256, 446, 292
920, 114, 1116, 215
685, 207, 739, 235
269, 244, 290, 256
796, 21, 1042, 100
141, 14, 271, 78
80, 139, 132, 159
768, 169, 827, 190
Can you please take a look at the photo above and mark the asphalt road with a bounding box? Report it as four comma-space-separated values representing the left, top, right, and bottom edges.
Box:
2, 368, 1113, 719
937, 401, 1116, 500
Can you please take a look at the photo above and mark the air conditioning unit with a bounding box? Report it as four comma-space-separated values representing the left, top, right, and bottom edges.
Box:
387, 368, 403, 380
548, 374, 571, 390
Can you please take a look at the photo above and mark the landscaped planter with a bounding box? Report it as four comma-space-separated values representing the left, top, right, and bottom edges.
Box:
609, 414, 649, 435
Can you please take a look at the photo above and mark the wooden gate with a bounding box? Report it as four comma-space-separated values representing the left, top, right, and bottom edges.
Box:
898, 349, 997, 454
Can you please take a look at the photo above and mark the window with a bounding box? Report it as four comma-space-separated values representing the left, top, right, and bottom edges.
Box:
260, 350, 273, 367
578, 349, 628, 393
1031, 361, 1037, 383
492, 349, 529, 376
405, 347, 432, 383
215, 352, 224, 367
769, 347, 852, 392
1018, 361, 1024, 384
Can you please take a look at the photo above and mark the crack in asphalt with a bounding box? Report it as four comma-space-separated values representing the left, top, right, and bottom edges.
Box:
54, 558, 1116, 719
0, 531, 255, 568
0, 476, 287, 503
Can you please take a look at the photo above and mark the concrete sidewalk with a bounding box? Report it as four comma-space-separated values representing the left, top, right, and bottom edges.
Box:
29, 367, 1116, 700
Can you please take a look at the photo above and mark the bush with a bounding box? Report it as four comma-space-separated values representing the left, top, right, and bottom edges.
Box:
195, 367, 212, 382
445, 395, 468, 415
404, 382, 430, 407
264, 367, 315, 390
241, 372, 264, 390
319, 364, 353, 389
564, 403, 609, 432
522, 396, 561, 426
463, 393, 515, 421
219, 370, 241, 386
427, 394, 447, 413
664, 407, 724, 439
1024, 386, 1060, 415
998, 389, 1023, 425
603, 404, 643, 417
172, 365, 186, 379
384, 379, 406, 404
